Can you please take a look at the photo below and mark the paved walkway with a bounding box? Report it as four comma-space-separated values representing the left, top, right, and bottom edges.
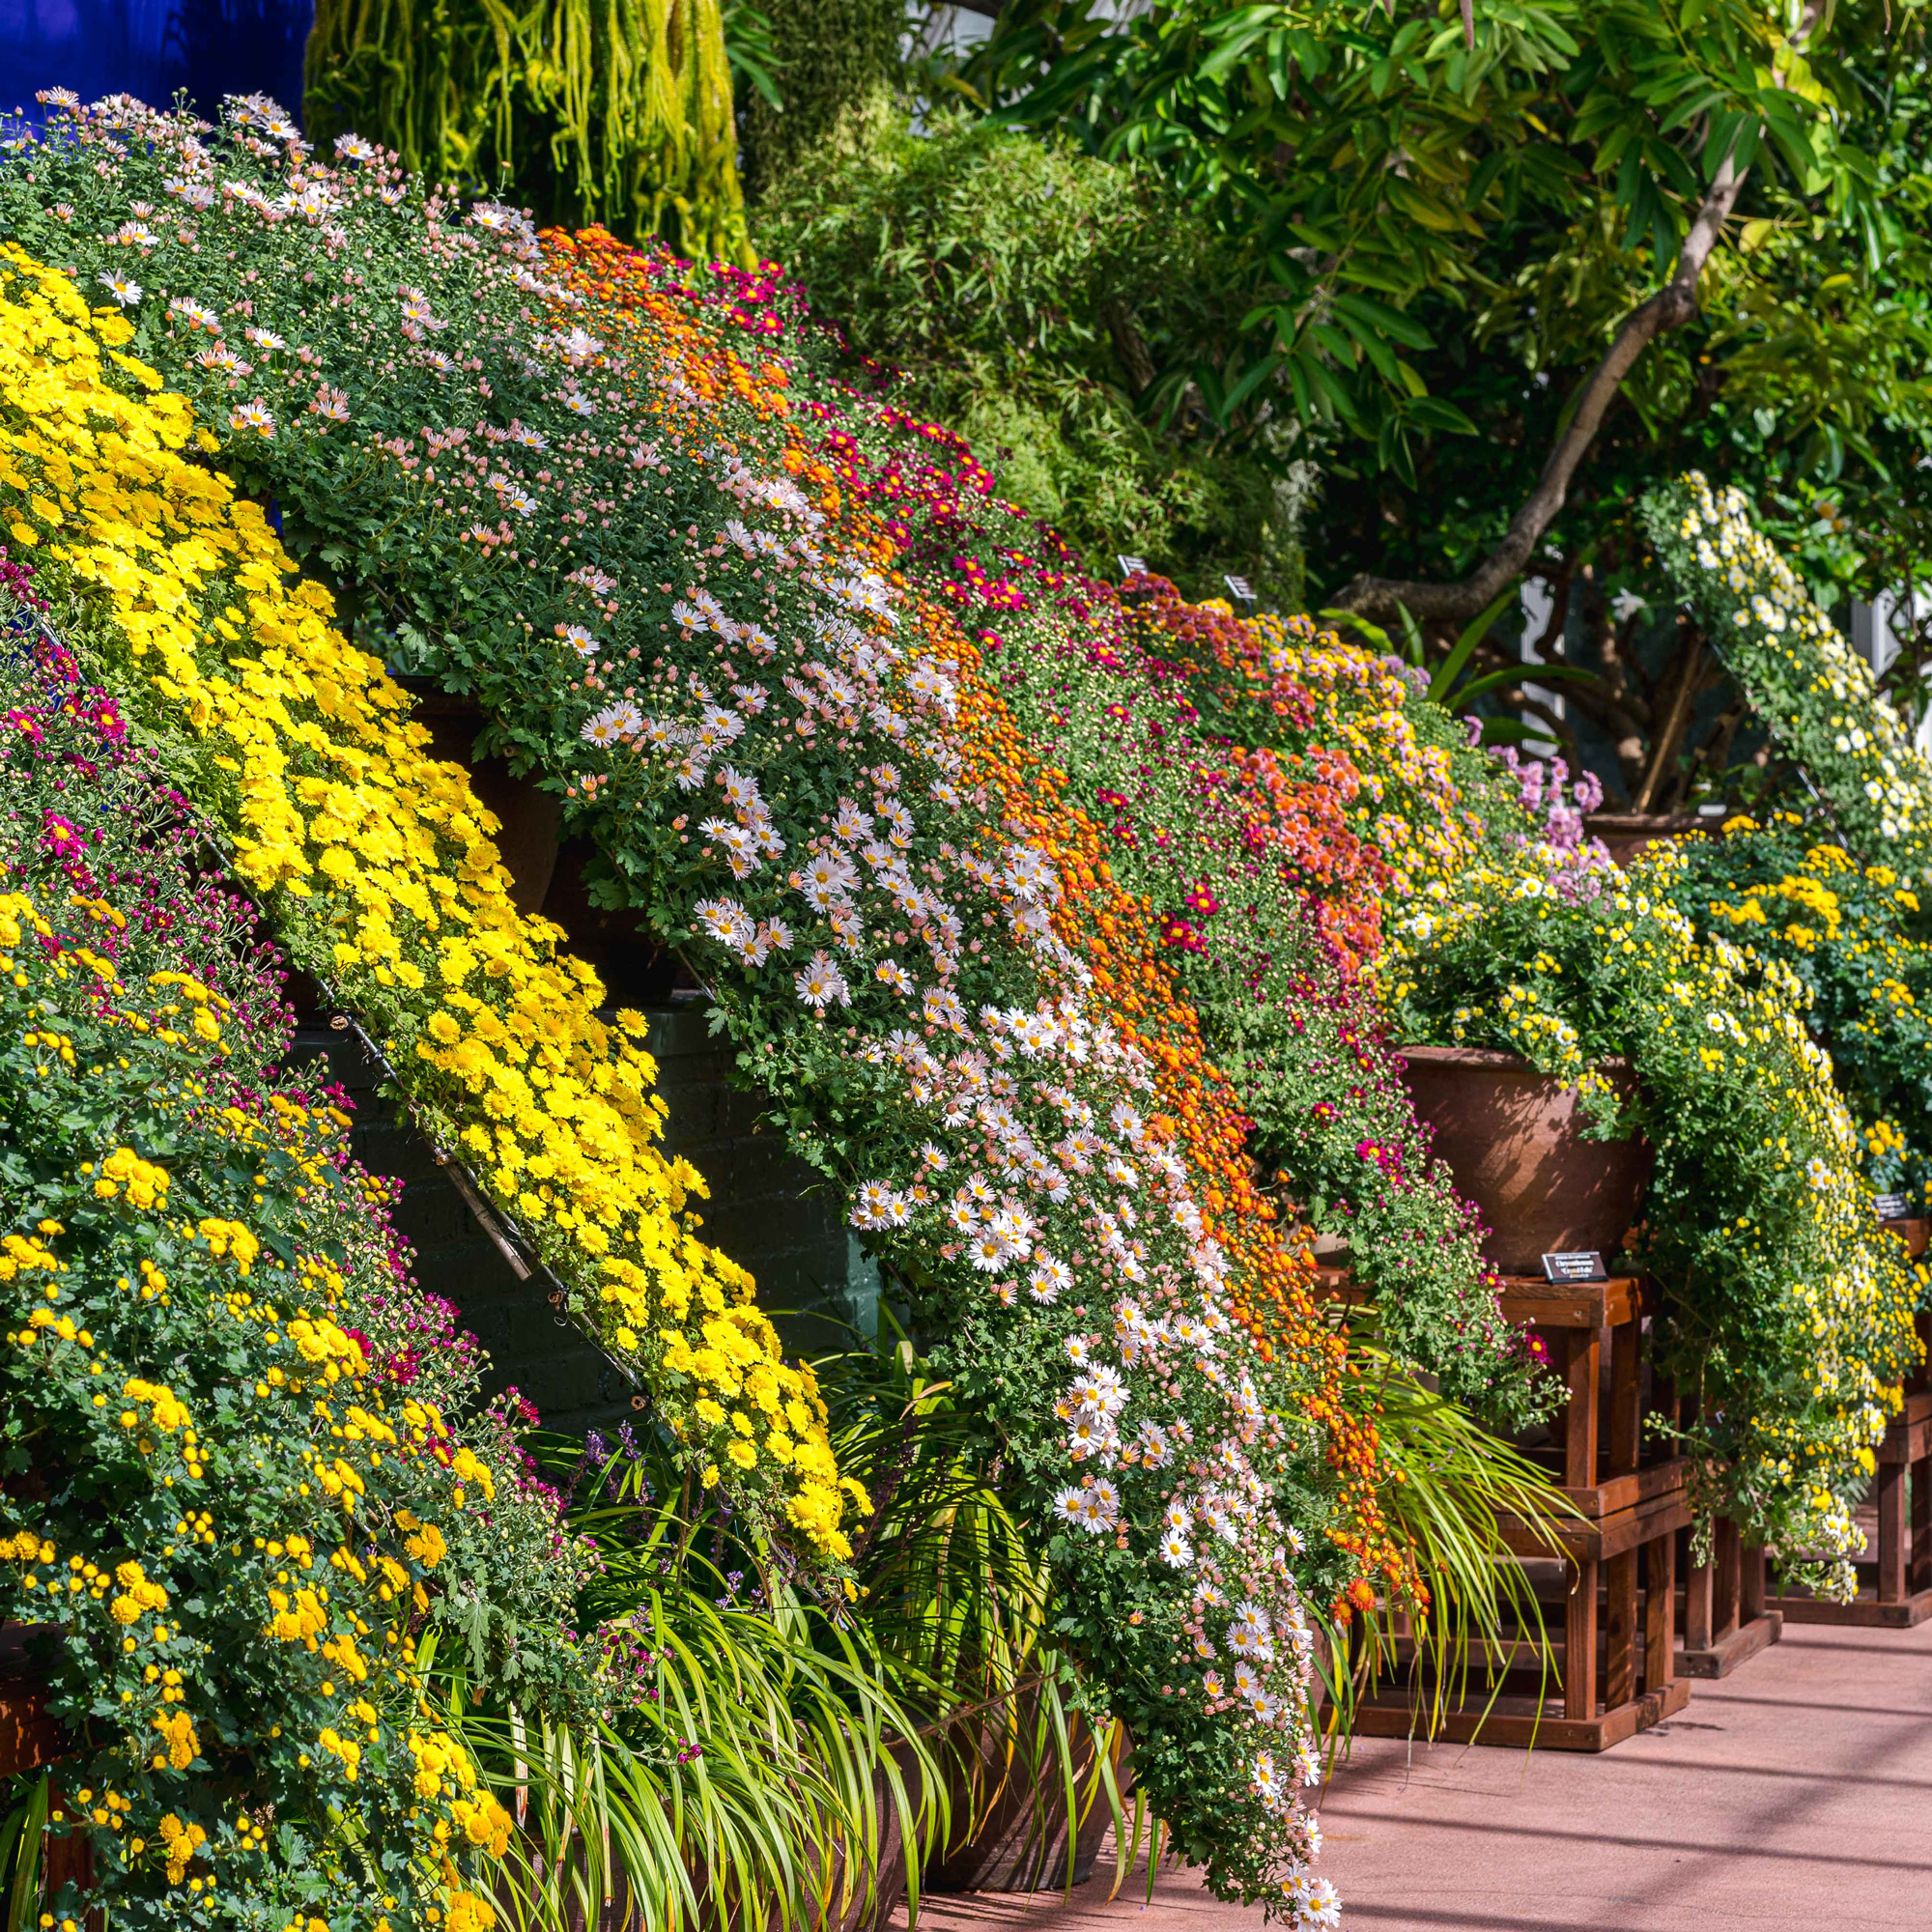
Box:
894, 1618, 1932, 1930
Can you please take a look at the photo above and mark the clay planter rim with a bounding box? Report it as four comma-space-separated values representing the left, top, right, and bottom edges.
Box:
1393, 1042, 1634, 1077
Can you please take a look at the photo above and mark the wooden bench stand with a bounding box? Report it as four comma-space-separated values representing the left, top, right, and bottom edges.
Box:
1342, 1276, 1692, 1749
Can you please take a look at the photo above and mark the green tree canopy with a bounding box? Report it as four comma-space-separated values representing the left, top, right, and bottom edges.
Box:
954, 0, 1932, 625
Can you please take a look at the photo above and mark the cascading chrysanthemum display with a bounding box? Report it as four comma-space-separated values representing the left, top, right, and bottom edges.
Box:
0, 95, 1382, 1918
1644, 472, 1932, 886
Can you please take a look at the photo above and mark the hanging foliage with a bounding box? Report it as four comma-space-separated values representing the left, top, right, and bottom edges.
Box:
302, 0, 753, 265
737, 0, 902, 198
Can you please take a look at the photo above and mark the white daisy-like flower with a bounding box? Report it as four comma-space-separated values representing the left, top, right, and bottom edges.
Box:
167, 296, 219, 331
967, 1230, 1016, 1274
334, 132, 378, 160
228, 398, 275, 436
793, 951, 850, 1009
1298, 1879, 1342, 1928
557, 623, 599, 657
1030, 1255, 1072, 1302
97, 270, 143, 306
1158, 1528, 1193, 1568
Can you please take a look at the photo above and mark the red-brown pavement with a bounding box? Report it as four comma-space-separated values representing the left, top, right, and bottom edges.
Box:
891, 1618, 1932, 1930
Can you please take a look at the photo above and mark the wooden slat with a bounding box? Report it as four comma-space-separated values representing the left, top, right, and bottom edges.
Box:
1351, 1678, 1690, 1753
1608, 1316, 1641, 1477
1565, 1325, 1601, 1492
1742, 1541, 1768, 1623
1604, 1550, 1637, 1709
1912, 1453, 1932, 1597
1715, 1518, 1742, 1642
1684, 1537, 1715, 1654
1559, 1455, 1690, 1520
1646, 1525, 1676, 1691
1495, 1277, 1641, 1327
1879, 1462, 1908, 1603
1565, 1555, 1599, 1721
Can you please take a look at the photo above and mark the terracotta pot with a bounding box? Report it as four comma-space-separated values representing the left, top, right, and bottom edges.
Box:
923, 1695, 1129, 1894
1396, 1045, 1652, 1276
396, 679, 562, 917
1584, 810, 1719, 869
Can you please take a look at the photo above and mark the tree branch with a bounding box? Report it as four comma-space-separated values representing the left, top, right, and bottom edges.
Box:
1333, 0, 1833, 628
1332, 156, 1746, 624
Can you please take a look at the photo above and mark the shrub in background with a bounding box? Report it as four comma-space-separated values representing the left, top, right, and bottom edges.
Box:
736, 0, 905, 200
753, 108, 1313, 607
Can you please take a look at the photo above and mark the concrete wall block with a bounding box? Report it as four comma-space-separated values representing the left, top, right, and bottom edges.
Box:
275, 1000, 864, 1434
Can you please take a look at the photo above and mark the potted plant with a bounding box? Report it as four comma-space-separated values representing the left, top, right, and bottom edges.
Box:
1393, 1045, 1652, 1276
1378, 838, 1919, 1593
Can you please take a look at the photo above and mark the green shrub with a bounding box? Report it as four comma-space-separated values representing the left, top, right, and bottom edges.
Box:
753, 107, 1311, 604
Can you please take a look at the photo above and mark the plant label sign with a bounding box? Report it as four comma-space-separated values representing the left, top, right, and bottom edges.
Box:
1118, 554, 1149, 582
1224, 573, 1256, 606
1875, 1193, 1911, 1221
1542, 1250, 1607, 1283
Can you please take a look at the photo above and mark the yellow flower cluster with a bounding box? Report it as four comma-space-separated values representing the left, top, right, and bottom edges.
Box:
0, 246, 853, 1554
1245, 611, 1488, 895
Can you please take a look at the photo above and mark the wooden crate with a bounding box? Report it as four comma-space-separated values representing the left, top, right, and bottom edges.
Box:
1771, 1220, 1932, 1629
1678, 1520, 1781, 1677
1339, 1275, 1692, 1749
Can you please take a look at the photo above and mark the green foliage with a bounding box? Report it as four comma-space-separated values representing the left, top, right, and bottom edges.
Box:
736, 0, 905, 198
753, 107, 1312, 603
303, 0, 755, 265
958, 0, 1903, 488
434, 1423, 942, 1932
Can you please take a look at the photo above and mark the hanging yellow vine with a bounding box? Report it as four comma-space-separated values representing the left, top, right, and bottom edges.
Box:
302, 0, 753, 265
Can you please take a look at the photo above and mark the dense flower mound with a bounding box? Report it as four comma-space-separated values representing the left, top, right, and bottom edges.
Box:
0, 97, 1390, 1917
0, 647, 589, 1929
1379, 838, 1921, 1590
1660, 814, 1932, 1208
0, 242, 853, 1555
648, 257, 1544, 1424
1645, 472, 1932, 886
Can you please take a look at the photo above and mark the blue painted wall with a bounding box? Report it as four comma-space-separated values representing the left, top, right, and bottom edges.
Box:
1, 0, 314, 127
